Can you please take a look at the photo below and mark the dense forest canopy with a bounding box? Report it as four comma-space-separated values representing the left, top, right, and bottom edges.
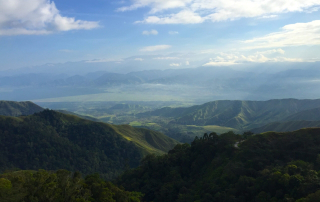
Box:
117, 128, 320, 202
0, 110, 143, 179
0, 169, 143, 202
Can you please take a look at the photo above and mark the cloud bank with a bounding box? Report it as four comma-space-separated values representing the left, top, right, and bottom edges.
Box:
140, 45, 172, 52
203, 50, 303, 66
118, 0, 320, 24
244, 20, 320, 49
0, 0, 99, 35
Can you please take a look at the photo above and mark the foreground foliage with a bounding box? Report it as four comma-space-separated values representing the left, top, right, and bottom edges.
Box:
0, 169, 142, 202
117, 128, 320, 202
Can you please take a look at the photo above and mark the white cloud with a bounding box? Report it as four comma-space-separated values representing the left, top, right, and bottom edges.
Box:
142, 29, 158, 35
185, 61, 190, 65
169, 31, 179, 35
119, 0, 320, 24
203, 51, 303, 66
0, 0, 99, 36
154, 57, 179, 60
257, 49, 285, 55
134, 58, 144, 61
85, 58, 123, 63
117, 0, 192, 13
170, 63, 181, 67
244, 20, 320, 49
136, 10, 204, 24
260, 15, 278, 19
140, 45, 171, 52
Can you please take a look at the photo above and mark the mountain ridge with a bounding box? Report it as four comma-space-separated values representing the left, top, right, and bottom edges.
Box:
138, 98, 320, 130
0, 100, 44, 116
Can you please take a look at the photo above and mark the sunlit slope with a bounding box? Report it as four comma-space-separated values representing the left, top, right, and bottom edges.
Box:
139, 99, 320, 129
0, 100, 44, 116
0, 110, 178, 179
251, 120, 320, 134
56, 109, 101, 122
111, 124, 180, 156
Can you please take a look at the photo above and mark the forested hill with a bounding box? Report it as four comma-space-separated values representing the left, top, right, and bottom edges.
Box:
0, 110, 178, 179
0, 100, 43, 116
138, 99, 320, 129
117, 128, 320, 202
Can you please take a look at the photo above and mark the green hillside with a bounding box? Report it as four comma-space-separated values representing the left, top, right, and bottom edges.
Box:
0, 110, 178, 179
139, 99, 320, 130
56, 109, 101, 122
0, 101, 44, 116
251, 120, 320, 134
284, 107, 320, 121
111, 124, 180, 156
117, 128, 320, 202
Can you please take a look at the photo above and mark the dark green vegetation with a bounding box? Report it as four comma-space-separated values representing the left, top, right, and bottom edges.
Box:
0, 110, 178, 179
0, 169, 142, 202
0, 101, 43, 116
252, 121, 320, 134
117, 128, 320, 202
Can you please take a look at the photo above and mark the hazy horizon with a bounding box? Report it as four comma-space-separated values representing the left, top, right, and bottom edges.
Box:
0, 0, 320, 103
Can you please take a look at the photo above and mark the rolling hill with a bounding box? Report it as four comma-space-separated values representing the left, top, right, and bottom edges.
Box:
138, 99, 320, 130
0, 110, 179, 179
0, 100, 44, 116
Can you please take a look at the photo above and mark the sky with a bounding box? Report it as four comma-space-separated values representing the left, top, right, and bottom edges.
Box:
0, 0, 320, 71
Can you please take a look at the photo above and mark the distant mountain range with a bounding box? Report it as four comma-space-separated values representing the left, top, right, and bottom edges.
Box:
1, 64, 320, 102
138, 99, 320, 130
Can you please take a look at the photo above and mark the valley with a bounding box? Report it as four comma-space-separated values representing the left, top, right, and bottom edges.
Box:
33, 98, 320, 143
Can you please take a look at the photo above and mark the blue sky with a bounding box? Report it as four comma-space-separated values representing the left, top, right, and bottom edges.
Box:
0, 0, 320, 71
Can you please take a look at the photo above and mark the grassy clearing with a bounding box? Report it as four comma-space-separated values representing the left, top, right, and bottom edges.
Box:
129, 121, 143, 127
186, 125, 239, 134
111, 124, 180, 156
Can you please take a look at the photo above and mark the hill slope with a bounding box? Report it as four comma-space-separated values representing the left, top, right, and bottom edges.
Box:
56, 109, 101, 122
117, 128, 320, 202
0, 100, 44, 116
0, 110, 178, 179
283, 107, 320, 121
139, 99, 320, 129
251, 120, 320, 134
